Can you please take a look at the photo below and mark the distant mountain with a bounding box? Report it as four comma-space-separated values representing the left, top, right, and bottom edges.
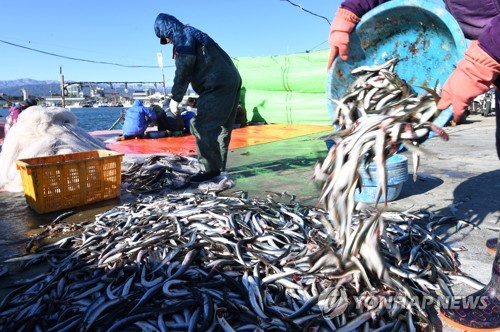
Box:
0, 79, 166, 98
0, 79, 60, 97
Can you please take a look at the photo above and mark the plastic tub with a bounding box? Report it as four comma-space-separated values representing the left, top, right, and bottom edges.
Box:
146, 131, 166, 139
355, 154, 408, 203
167, 130, 183, 137
326, 0, 467, 133
325, 139, 336, 151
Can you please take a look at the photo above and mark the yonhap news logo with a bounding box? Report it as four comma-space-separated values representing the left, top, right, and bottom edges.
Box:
318, 287, 490, 318
318, 287, 350, 318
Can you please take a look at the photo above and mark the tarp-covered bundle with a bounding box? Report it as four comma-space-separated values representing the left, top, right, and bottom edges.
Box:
233, 49, 331, 126
0, 106, 106, 192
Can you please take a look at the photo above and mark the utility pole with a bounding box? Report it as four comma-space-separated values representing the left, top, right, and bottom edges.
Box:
60, 67, 66, 108
157, 52, 167, 98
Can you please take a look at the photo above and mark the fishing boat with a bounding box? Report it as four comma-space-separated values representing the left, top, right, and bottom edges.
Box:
93, 101, 111, 108
65, 102, 82, 108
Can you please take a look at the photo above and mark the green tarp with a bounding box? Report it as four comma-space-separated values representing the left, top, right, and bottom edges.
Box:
233, 49, 332, 126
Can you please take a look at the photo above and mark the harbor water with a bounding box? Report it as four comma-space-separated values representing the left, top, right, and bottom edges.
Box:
0, 106, 125, 132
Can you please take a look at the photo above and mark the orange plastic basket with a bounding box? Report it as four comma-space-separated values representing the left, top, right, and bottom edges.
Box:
16, 150, 124, 214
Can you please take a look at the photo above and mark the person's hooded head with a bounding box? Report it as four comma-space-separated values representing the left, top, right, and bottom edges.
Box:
154, 13, 184, 45
23, 98, 37, 108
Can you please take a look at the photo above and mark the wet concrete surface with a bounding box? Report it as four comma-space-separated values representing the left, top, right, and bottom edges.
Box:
0, 113, 498, 331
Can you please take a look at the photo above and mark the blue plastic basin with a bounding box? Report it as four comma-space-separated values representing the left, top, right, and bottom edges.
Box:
355, 154, 408, 203
325, 139, 336, 151
326, 0, 467, 132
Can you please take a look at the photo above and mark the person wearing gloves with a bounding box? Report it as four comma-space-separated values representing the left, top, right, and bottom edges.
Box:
154, 13, 242, 183
328, 1, 499, 331
120, 99, 157, 140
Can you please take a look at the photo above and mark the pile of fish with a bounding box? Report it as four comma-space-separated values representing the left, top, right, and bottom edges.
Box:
0, 191, 482, 331
121, 154, 234, 195
121, 154, 199, 194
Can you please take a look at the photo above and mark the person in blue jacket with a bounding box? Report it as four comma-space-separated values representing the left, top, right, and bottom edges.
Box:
154, 13, 242, 183
120, 100, 157, 140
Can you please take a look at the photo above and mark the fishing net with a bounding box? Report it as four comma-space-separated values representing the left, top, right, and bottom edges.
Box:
0, 106, 106, 192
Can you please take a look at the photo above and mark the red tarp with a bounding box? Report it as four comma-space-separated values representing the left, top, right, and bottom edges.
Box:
103, 124, 332, 155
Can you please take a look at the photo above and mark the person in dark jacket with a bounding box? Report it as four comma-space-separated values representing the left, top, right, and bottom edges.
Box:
328, 1, 499, 330
120, 100, 157, 140
150, 102, 184, 134
181, 97, 197, 134
150, 104, 169, 132
234, 103, 248, 129
154, 13, 242, 183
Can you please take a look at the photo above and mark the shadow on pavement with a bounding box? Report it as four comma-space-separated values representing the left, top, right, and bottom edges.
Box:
451, 169, 500, 228
397, 173, 444, 200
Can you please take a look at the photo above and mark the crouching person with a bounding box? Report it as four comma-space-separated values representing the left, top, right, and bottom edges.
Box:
120, 100, 156, 140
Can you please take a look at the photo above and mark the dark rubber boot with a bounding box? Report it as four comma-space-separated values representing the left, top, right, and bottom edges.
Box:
440, 233, 500, 331
190, 171, 221, 183
486, 237, 498, 255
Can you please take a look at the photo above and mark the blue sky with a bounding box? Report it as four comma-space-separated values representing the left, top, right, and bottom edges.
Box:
1, 0, 341, 84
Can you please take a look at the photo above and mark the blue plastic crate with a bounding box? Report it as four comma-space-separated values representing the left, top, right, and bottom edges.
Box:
355, 154, 408, 203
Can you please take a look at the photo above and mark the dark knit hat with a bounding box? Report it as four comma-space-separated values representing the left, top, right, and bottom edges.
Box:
23, 98, 37, 107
